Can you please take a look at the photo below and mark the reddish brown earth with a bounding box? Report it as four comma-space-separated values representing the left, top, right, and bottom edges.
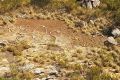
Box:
15, 19, 106, 47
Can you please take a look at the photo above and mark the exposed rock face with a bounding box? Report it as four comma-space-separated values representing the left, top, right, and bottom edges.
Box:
78, 0, 100, 9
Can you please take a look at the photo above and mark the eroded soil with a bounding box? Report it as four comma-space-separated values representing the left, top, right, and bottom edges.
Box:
15, 18, 106, 47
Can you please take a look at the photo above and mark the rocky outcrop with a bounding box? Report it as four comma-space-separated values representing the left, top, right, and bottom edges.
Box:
112, 28, 120, 37
78, 0, 100, 9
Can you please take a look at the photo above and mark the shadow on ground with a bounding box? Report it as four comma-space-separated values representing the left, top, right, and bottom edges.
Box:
30, 0, 50, 7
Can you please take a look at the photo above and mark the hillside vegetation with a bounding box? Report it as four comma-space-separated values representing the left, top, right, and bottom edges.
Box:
0, 0, 120, 80
0, 0, 120, 24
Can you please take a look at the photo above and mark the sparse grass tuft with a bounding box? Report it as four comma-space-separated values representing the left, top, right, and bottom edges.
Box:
66, 71, 85, 80
86, 66, 102, 80
1, 40, 30, 56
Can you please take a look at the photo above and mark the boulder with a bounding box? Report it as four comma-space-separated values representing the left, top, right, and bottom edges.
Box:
92, 0, 100, 7
0, 66, 10, 77
107, 37, 118, 45
112, 28, 120, 37
86, 1, 93, 9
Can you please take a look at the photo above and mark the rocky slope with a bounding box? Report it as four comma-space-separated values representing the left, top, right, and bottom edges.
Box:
0, 6, 120, 80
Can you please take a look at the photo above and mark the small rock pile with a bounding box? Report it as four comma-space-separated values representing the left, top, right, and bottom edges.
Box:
78, 0, 100, 9
106, 28, 120, 46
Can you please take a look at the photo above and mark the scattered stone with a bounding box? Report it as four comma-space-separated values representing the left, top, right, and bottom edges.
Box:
33, 78, 41, 80
92, 0, 100, 7
46, 76, 57, 80
89, 20, 95, 25
41, 76, 57, 80
86, 1, 93, 9
20, 63, 35, 71
112, 28, 120, 37
79, 0, 100, 9
45, 65, 59, 77
32, 68, 44, 74
0, 66, 10, 77
75, 21, 87, 28
107, 36, 118, 45
0, 40, 8, 47
0, 43, 6, 47
16, 13, 30, 19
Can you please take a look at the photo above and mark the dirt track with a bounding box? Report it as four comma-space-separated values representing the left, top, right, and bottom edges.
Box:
15, 19, 106, 47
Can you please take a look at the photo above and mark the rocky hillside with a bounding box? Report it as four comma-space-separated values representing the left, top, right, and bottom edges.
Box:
0, 0, 120, 80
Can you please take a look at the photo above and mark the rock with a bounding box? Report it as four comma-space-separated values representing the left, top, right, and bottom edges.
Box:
32, 68, 44, 74
20, 63, 35, 71
41, 76, 57, 80
0, 40, 8, 48
41, 78, 47, 80
86, 1, 93, 9
47, 76, 57, 80
79, 0, 100, 9
45, 65, 59, 77
75, 21, 87, 28
16, 13, 30, 19
0, 42, 6, 47
89, 20, 95, 25
107, 37, 118, 45
112, 28, 120, 37
0, 66, 10, 77
33, 78, 41, 80
92, 0, 100, 7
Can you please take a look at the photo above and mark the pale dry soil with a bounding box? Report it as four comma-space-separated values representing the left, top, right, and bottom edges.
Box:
0, 18, 113, 79
15, 18, 106, 48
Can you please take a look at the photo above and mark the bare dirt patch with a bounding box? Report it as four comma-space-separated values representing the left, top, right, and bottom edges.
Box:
15, 19, 106, 47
